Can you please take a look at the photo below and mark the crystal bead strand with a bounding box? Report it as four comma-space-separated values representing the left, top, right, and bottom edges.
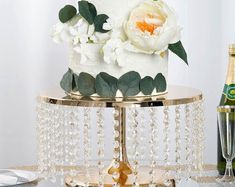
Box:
57, 105, 66, 184
74, 107, 81, 176
64, 107, 70, 168
127, 108, 134, 162
49, 105, 57, 182
192, 102, 199, 171
139, 108, 146, 164
40, 103, 48, 179
149, 108, 157, 187
198, 100, 205, 174
112, 107, 121, 186
37, 102, 46, 178
84, 107, 91, 187
68, 107, 77, 177
175, 105, 181, 182
196, 101, 202, 172
132, 107, 139, 187
54, 105, 61, 176
45, 103, 52, 179
154, 108, 160, 168
163, 106, 171, 185
184, 104, 192, 180
97, 107, 105, 187
45, 103, 53, 179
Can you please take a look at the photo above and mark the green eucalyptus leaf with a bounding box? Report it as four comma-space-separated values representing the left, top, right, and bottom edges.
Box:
94, 14, 110, 33
59, 5, 77, 23
95, 72, 118, 97
169, 41, 188, 65
118, 71, 141, 97
72, 73, 79, 92
78, 1, 97, 24
154, 73, 167, 93
140, 76, 154, 95
60, 69, 74, 92
74, 72, 96, 96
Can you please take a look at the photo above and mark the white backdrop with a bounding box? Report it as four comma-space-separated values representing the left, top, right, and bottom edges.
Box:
0, 0, 234, 168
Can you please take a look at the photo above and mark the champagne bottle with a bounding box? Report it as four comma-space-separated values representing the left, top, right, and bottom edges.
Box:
218, 44, 235, 175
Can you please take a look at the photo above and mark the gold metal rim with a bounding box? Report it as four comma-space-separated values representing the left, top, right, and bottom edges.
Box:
65, 180, 175, 187
217, 105, 235, 113
38, 85, 203, 108
229, 44, 235, 55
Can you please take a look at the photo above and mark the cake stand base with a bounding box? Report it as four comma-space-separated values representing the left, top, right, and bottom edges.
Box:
65, 167, 175, 187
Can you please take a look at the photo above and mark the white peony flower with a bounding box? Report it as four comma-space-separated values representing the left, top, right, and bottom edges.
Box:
103, 38, 127, 67
124, 0, 181, 54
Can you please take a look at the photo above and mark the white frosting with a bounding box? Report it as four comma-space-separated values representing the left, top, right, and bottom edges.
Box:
69, 44, 168, 79
88, 0, 144, 22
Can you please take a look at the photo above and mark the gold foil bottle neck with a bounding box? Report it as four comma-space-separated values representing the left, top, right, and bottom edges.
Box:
226, 45, 235, 85
229, 44, 235, 56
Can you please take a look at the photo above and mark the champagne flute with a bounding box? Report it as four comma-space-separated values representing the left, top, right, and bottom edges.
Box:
217, 106, 235, 183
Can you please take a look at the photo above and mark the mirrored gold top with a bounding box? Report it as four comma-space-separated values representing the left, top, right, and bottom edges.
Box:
38, 85, 203, 108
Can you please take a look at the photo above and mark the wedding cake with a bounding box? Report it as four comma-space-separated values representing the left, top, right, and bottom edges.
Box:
52, 0, 187, 98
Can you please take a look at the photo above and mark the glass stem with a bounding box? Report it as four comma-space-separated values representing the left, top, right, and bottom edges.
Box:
225, 159, 234, 177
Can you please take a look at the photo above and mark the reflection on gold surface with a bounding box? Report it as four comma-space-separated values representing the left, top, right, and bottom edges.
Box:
108, 161, 132, 185
65, 166, 175, 187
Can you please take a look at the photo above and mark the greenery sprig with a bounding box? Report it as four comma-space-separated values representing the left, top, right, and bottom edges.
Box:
59, 1, 110, 33
60, 70, 167, 97
169, 41, 188, 65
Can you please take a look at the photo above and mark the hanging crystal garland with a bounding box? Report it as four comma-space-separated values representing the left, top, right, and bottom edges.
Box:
132, 107, 139, 187
198, 100, 205, 174
184, 104, 192, 179
112, 107, 121, 186
64, 108, 70, 165
53, 105, 61, 172
45, 103, 53, 179
127, 108, 134, 162
49, 105, 59, 182
67, 106, 80, 177
192, 102, 200, 172
83, 107, 92, 187
163, 106, 171, 185
149, 108, 157, 187
97, 106, 105, 187
139, 108, 146, 164
57, 105, 66, 184
37, 102, 47, 178
154, 108, 160, 169
74, 107, 82, 176
175, 105, 181, 182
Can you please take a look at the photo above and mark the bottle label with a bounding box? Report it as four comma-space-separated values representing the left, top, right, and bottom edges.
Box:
224, 84, 235, 100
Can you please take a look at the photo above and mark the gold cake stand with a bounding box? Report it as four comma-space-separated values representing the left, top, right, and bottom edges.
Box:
38, 85, 203, 187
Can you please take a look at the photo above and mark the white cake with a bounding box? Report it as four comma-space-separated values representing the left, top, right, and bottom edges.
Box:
52, 0, 187, 98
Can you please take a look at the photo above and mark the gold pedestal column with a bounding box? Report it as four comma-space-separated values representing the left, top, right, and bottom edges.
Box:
107, 107, 132, 185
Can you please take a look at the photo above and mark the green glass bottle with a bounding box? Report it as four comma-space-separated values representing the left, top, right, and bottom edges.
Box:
218, 44, 235, 175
